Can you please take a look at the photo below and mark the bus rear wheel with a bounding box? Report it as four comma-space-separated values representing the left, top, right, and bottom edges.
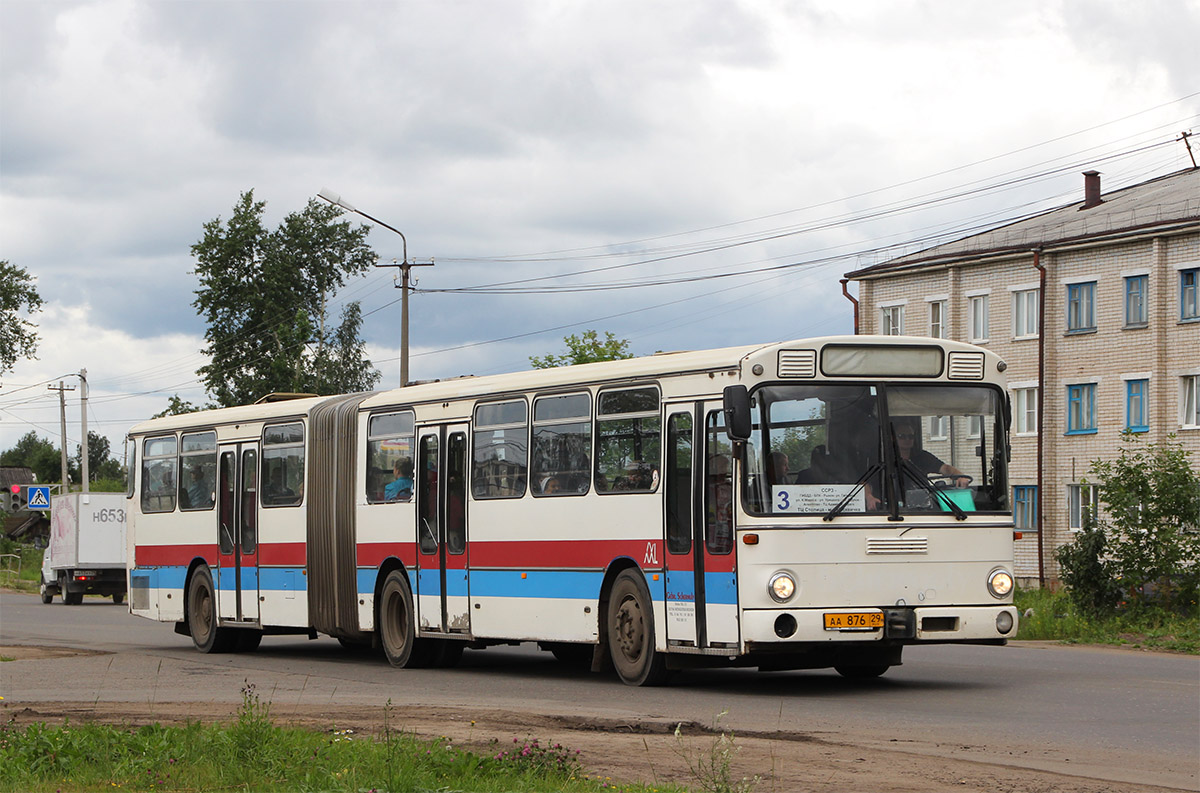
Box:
187, 567, 234, 653
379, 571, 434, 668
607, 569, 669, 686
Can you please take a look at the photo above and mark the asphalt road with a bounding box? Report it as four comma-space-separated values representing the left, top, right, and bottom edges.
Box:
2, 592, 1197, 790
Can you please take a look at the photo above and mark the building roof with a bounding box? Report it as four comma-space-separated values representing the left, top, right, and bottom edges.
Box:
846, 167, 1200, 279
0, 466, 35, 489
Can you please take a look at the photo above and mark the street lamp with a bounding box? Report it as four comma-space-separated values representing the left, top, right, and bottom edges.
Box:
317, 190, 433, 386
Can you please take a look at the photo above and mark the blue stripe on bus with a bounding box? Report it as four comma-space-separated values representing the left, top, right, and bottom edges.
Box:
134, 564, 731, 605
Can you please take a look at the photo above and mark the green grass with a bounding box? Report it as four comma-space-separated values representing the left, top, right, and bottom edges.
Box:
1015, 586, 1199, 654
0, 688, 684, 793
0, 540, 42, 595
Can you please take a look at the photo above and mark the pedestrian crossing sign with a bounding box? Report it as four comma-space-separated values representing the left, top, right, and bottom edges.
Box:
27, 486, 51, 510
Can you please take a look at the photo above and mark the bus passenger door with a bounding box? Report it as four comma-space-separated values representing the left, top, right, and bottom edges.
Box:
415, 425, 471, 635
216, 443, 260, 623
662, 403, 738, 650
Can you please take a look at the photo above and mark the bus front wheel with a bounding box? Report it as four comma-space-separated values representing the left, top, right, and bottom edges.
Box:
607, 569, 669, 686
379, 571, 434, 668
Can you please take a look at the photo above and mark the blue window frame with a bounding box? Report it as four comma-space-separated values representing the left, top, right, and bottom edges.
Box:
1066, 383, 1097, 434
1013, 486, 1038, 532
1126, 379, 1148, 432
1124, 275, 1147, 326
1067, 282, 1096, 332
1182, 268, 1198, 321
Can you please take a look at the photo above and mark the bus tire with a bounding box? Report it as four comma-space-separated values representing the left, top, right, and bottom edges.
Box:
187, 567, 234, 653
379, 571, 434, 668
607, 569, 669, 686
834, 663, 889, 679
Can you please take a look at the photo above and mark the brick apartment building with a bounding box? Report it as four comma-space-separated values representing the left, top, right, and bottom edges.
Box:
844, 167, 1200, 584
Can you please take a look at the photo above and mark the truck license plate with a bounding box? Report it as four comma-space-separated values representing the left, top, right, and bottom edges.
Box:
823, 611, 884, 630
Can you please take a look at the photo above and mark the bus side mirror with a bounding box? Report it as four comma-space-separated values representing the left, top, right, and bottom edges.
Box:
723, 385, 751, 441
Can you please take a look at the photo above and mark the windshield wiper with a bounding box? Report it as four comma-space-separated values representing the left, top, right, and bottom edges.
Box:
822, 462, 883, 522
898, 457, 968, 520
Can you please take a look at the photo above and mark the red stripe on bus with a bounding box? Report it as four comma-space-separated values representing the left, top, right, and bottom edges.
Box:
469, 539, 661, 569
257, 543, 306, 566
134, 544, 217, 566
357, 542, 418, 567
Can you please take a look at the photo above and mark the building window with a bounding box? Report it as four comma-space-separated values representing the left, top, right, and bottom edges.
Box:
1066, 281, 1096, 332
1068, 483, 1100, 530
1013, 289, 1039, 338
969, 295, 989, 342
1183, 375, 1200, 428
1013, 387, 1038, 435
1126, 379, 1149, 433
929, 300, 946, 339
1066, 383, 1097, 434
1124, 275, 1147, 327
1013, 485, 1038, 532
1182, 268, 1199, 321
929, 415, 948, 439
880, 305, 904, 335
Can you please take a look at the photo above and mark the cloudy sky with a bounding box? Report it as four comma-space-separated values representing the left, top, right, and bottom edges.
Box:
1, 0, 1197, 463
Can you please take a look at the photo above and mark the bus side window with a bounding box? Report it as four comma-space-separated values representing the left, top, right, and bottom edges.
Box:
595, 386, 661, 494
531, 393, 591, 497
472, 400, 527, 499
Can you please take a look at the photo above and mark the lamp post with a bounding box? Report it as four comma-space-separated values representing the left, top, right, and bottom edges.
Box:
317, 190, 433, 386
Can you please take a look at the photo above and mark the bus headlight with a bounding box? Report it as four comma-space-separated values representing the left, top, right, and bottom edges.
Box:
768, 572, 796, 603
988, 568, 1014, 599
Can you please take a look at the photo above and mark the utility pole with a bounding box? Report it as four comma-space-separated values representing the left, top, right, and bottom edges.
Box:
48, 380, 76, 493
79, 368, 89, 493
376, 258, 435, 386
316, 190, 433, 387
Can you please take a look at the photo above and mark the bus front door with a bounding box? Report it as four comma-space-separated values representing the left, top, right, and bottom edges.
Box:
216, 443, 260, 623
663, 403, 739, 650
415, 425, 471, 635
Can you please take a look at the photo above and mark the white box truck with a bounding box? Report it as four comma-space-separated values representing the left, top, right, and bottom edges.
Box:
40, 492, 127, 605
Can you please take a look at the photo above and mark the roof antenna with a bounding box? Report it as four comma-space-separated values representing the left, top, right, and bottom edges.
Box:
1179, 130, 1197, 169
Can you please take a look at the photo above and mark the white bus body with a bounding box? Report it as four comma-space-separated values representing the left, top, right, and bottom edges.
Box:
126, 336, 1017, 683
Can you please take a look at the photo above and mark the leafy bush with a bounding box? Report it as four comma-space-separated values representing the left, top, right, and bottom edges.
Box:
1057, 434, 1200, 615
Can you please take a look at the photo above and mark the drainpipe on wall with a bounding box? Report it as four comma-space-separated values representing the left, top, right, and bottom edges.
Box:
840, 279, 860, 334
1032, 248, 1046, 587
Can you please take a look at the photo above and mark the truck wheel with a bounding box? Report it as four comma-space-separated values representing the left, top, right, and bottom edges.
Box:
607, 569, 669, 686
187, 567, 234, 653
63, 590, 83, 605
40, 583, 53, 604
112, 593, 125, 605
378, 570, 433, 668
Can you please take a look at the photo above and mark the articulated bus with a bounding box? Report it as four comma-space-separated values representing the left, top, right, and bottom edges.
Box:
126, 335, 1018, 685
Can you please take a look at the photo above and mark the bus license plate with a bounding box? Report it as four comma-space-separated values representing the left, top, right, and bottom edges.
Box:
823, 612, 884, 630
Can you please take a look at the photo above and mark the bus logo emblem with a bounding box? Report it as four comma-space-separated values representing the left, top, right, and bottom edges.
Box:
644, 542, 659, 566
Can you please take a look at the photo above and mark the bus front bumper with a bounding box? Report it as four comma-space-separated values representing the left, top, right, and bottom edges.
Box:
742, 604, 1018, 645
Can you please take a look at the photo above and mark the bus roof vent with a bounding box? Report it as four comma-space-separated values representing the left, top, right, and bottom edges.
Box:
777, 349, 817, 378
947, 351, 985, 380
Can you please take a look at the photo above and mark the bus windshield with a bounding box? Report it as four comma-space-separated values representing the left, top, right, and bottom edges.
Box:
742, 383, 1008, 518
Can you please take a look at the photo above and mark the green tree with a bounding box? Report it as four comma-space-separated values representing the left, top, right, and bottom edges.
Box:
0, 431, 73, 485
529, 330, 633, 369
152, 394, 202, 418
0, 260, 44, 376
1086, 433, 1200, 610
74, 430, 124, 485
191, 191, 382, 407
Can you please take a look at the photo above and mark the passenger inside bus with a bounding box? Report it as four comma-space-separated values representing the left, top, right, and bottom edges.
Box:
385, 458, 414, 501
